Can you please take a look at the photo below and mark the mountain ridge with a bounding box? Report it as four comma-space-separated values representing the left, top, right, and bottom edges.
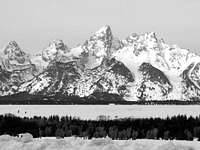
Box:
1, 25, 200, 102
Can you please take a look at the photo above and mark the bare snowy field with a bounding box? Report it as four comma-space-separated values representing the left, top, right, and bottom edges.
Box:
0, 134, 200, 150
0, 105, 200, 119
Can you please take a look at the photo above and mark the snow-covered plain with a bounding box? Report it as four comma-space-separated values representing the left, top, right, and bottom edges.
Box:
0, 105, 200, 120
0, 134, 200, 150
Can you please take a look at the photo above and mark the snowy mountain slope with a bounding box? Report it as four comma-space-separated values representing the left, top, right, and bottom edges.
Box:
18, 26, 134, 99
181, 63, 200, 100
19, 58, 133, 99
0, 67, 13, 95
1, 26, 200, 101
0, 41, 37, 96
113, 31, 200, 100
31, 39, 71, 73
19, 61, 81, 95
42, 39, 70, 62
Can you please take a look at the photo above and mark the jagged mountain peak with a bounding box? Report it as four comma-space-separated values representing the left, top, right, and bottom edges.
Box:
0, 41, 37, 96
7, 40, 20, 48
3, 41, 25, 57
2, 27, 200, 102
88, 25, 113, 49
144, 32, 157, 39
94, 25, 112, 37
135, 32, 158, 48
48, 39, 68, 51
42, 39, 69, 62
125, 31, 157, 41
7, 40, 20, 49
1, 41, 32, 68
75, 26, 114, 69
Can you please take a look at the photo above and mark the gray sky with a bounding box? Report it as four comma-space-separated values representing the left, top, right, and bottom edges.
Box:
0, 0, 200, 54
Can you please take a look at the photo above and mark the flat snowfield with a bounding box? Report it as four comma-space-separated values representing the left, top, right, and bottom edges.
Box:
0, 105, 200, 119
0, 135, 200, 150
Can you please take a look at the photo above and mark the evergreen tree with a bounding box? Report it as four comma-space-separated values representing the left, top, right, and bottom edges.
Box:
55, 128, 65, 138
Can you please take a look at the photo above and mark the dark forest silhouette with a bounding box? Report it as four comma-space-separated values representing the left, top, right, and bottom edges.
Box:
0, 114, 200, 140
0, 92, 200, 104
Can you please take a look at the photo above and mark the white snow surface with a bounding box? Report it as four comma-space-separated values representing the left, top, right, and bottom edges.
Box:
0, 135, 200, 150
1, 105, 200, 120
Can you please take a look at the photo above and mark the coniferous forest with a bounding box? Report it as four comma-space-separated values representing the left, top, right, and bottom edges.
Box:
0, 114, 200, 140
1, 92, 200, 105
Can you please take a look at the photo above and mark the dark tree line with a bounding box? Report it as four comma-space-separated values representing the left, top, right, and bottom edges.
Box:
1, 92, 200, 105
0, 114, 200, 140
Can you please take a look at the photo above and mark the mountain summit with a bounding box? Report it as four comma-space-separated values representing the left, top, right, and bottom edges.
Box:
1, 26, 200, 101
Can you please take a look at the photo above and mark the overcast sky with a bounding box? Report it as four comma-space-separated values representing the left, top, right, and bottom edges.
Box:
0, 0, 200, 54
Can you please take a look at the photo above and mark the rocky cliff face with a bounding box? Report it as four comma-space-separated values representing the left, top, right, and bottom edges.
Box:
0, 41, 37, 95
1, 26, 200, 101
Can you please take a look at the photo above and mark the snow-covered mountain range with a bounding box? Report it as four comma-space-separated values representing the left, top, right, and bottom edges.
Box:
1, 25, 200, 101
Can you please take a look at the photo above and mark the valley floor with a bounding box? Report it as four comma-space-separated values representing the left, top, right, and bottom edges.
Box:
0, 135, 200, 150
1, 105, 200, 120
